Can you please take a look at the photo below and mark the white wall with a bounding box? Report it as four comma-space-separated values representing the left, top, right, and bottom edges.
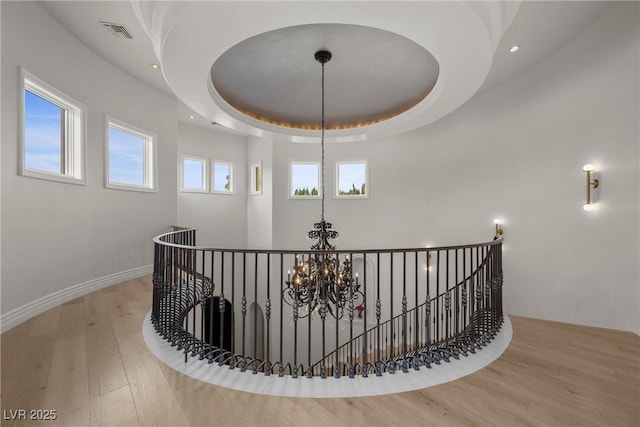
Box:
1, 2, 636, 338
247, 136, 273, 249
177, 123, 247, 248
1, 2, 178, 328
270, 2, 639, 334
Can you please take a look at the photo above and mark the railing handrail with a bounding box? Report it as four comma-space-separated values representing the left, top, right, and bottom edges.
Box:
154, 228, 504, 254
151, 226, 504, 378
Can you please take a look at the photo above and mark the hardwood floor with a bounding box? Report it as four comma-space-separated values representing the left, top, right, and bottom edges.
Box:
2, 276, 638, 426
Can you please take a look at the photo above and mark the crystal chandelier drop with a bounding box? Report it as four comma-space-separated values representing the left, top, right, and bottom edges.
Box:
282, 50, 364, 320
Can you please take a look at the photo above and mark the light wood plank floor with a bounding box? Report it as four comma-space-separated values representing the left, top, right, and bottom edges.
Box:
2, 276, 638, 426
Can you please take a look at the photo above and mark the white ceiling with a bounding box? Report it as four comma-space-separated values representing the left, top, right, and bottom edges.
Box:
39, 1, 612, 139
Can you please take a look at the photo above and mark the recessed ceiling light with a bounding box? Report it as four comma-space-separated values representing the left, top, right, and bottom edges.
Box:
509, 45, 520, 53
189, 115, 195, 119
151, 63, 160, 70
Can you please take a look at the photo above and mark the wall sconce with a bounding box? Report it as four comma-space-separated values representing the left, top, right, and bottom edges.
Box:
493, 219, 503, 236
582, 164, 599, 211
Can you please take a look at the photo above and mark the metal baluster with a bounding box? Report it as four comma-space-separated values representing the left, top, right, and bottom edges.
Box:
389, 252, 394, 363
191, 249, 197, 356
462, 247, 468, 351
401, 251, 408, 373
181, 246, 187, 361
240, 253, 247, 370
362, 252, 368, 377
253, 253, 258, 374
334, 253, 340, 378
230, 252, 236, 368
307, 253, 313, 378
498, 240, 504, 321
292, 255, 299, 379
348, 252, 354, 377
436, 250, 440, 344
376, 253, 381, 372
265, 253, 271, 376
425, 250, 431, 367
219, 252, 226, 366
319, 254, 329, 379
208, 250, 215, 363
279, 254, 284, 377
445, 249, 450, 357
414, 251, 419, 365
451, 248, 458, 358
478, 245, 484, 348
198, 250, 205, 359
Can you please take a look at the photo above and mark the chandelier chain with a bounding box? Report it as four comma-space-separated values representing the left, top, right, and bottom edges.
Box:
321, 60, 326, 222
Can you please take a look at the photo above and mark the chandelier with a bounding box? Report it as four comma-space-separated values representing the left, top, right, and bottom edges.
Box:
282, 50, 364, 320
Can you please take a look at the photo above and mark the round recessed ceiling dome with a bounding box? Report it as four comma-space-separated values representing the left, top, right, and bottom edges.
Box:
210, 24, 439, 131
135, 1, 520, 141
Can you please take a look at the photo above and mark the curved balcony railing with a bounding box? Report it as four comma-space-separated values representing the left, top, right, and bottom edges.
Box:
151, 228, 504, 378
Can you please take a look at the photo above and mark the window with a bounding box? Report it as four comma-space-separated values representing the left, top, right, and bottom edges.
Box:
106, 118, 156, 192
290, 161, 320, 198
336, 160, 368, 198
20, 70, 86, 184
181, 155, 208, 193
212, 160, 234, 193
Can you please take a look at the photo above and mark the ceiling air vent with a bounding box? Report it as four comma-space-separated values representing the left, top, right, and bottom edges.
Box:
100, 21, 133, 39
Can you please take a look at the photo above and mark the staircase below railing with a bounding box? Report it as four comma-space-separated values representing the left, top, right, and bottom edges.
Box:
151, 229, 503, 378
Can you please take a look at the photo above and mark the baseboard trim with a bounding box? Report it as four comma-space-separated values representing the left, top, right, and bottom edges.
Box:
0, 265, 153, 333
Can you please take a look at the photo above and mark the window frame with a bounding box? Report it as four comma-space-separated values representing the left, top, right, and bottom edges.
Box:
19, 68, 87, 185
211, 159, 235, 194
289, 161, 321, 199
335, 160, 369, 199
105, 116, 157, 193
180, 154, 209, 193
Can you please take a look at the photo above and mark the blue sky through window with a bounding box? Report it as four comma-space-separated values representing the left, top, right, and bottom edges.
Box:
290, 163, 319, 196
183, 159, 204, 189
338, 162, 367, 195
109, 127, 144, 186
24, 90, 62, 174
213, 162, 231, 192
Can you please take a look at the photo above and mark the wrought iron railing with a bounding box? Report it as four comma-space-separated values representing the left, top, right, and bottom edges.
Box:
151, 228, 503, 378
